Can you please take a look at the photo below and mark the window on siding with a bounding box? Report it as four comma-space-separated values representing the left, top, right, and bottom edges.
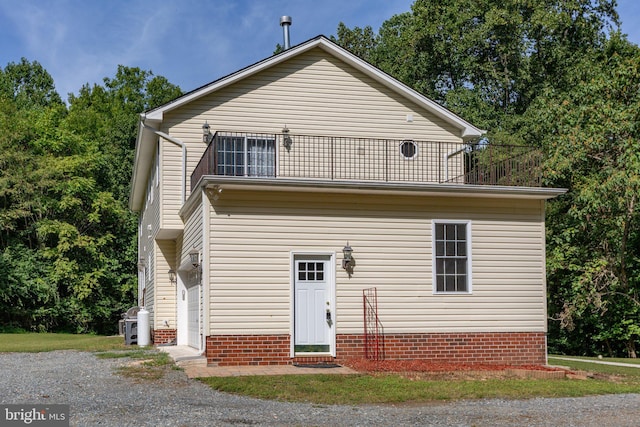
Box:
216, 136, 275, 177
433, 221, 471, 293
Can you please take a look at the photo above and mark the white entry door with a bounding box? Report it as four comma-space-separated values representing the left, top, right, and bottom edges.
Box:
294, 255, 334, 354
187, 284, 200, 349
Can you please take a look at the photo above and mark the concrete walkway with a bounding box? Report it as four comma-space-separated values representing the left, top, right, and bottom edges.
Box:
157, 345, 357, 378
551, 356, 640, 369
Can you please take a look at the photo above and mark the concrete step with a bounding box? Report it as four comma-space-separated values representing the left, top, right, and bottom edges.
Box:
175, 356, 207, 368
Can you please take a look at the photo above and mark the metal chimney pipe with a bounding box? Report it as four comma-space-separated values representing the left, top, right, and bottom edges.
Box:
280, 16, 292, 50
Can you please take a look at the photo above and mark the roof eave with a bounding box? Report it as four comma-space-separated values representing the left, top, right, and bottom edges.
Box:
128, 117, 160, 212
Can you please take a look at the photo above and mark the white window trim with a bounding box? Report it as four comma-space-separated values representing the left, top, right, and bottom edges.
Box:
399, 139, 419, 160
217, 134, 276, 177
432, 219, 472, 294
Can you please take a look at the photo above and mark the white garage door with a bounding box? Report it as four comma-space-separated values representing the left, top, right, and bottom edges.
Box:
187, 285, 200, 349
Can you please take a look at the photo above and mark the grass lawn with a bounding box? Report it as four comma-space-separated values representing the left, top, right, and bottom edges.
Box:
548, 355, 640, 377
199, 356, 640, 405
549, 355, 640, 365
199, 373, 640, 405
0, 333, 127, 353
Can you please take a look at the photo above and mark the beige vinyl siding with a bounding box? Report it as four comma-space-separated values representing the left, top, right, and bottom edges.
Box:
144, 254, 154, 318
154, 240, 176, 329
181, 198, 203, 268
138, 147, 161, 318
208, 190, 546, 335
163, 47, 462, 139
157, 47, 464, 206
159, 139, 185, 231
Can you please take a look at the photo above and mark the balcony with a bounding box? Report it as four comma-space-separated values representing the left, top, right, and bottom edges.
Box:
191, 131, 542, 192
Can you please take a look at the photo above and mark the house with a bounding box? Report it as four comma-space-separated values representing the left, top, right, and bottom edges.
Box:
128, 35, 565, 366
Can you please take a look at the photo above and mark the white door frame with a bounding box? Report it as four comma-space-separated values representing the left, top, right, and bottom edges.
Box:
176, 272, 188, 345
177, 268, 201, 350
290, 251, 336, 357
186, 281, 201, 350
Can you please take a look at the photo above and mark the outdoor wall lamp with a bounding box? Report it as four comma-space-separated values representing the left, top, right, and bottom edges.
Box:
282, 125, 293, 152
202, 121, 213, 144
168, 269, 177, 285
342, 242, 353, 270
189, 248, 200, 269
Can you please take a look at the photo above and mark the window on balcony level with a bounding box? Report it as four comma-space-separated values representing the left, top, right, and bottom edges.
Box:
216, 136, 276, 177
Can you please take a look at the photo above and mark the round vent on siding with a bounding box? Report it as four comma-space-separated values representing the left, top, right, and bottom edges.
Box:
399, 140, 418, 159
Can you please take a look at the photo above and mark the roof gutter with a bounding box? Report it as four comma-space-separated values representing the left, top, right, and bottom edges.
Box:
186, 175, 566, 203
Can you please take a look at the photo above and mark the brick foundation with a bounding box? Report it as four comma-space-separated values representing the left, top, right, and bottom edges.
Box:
205, 332, 547, 366
336, 332, 547, 365
206, 335, 291, 366
152, 329, 176, 345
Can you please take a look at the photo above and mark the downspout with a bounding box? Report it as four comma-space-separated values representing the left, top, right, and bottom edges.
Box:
141, 121, 187, 204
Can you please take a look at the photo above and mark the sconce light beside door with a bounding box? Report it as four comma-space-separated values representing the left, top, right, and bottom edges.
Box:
342, 242, 353, 270
168, 269, 176, 285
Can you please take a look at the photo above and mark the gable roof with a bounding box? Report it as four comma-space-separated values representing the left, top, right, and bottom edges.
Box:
143, 35, 483, 138
130, 35, 486, 211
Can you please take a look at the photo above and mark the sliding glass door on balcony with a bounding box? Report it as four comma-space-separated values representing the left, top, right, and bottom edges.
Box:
216, 136, 276, 177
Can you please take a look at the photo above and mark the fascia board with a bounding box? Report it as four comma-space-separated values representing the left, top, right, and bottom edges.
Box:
128, 117, 159, 211
192, 176, 567, 201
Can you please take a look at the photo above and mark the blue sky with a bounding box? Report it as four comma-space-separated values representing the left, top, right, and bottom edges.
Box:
0, 0, 638, 102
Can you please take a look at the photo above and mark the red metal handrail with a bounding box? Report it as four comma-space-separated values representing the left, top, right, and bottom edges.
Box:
363, 287, 384, 360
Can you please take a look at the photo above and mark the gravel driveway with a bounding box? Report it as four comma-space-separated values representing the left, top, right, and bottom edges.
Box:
1, 350, 639, 426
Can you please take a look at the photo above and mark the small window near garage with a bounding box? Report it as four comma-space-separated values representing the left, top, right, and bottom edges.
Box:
432, 220, 472, 293
399, 140, 418, 159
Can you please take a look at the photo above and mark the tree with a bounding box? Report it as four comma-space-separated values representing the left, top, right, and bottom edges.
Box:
0, 61, 182, 333
523, 34, 640, 356
0, 58, 63, 108
68, 66, 182, 200
330, 23, 378, 63
333, 0, 619, 135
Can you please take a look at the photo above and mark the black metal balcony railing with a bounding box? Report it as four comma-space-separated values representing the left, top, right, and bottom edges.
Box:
190, 131, 542, 191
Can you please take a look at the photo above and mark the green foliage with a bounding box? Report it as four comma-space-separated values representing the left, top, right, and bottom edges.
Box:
0, 58, 63, 108
333, 0, 619, 138
0, 60, 181, 333
526, 34, 640, 357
